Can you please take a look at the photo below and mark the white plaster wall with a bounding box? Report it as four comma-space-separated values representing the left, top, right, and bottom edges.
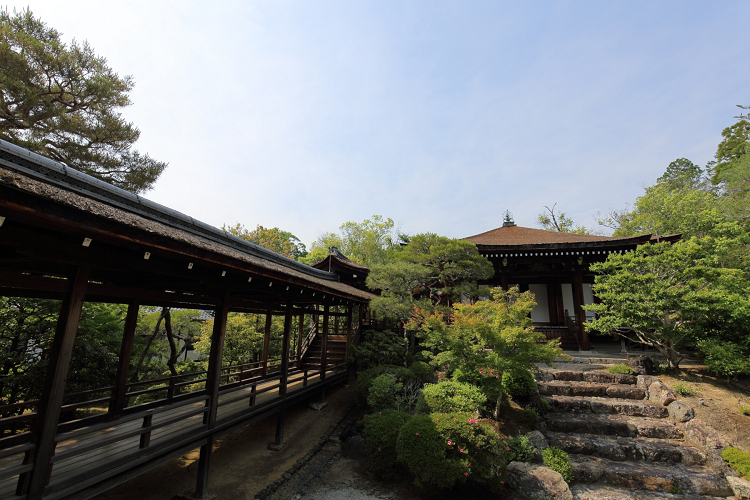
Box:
528, 284, 550, 323
561, 283, 575, 319
583, 283, 596, 320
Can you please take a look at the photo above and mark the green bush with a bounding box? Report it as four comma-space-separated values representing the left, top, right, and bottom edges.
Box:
409, 361, 436, 384
540, 398, 552, 413
608, 364, 634, 375
520, 408, 538, 427
396, 412, 505, 490
697, 340, 750, 377
506, 435, 534, 462
501, 370, 536, 397
355, 365, 415, 404
367, 373, 422, 412
349, 329, 407, 371
739, 403, 750, 416
363, 411, 412, 478
722, 446, 750, 480
542, 447, 573, 483
417, 381, 487, 414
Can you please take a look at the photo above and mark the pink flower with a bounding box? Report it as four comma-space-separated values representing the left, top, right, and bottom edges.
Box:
378, 447, 381, 451
464, 472, 468, 476
501, 481, 504, 484
447, 440, 452, 445
468, 463, 471, 467
460, 449, 464, 453
415, 432, 419, 436
498, 472, 502, 476
506, 447, 510, 451
436, 419, 440, 422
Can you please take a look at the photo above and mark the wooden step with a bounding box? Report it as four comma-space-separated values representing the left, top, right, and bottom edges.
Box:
571, 455, 732, 497
544, 396, 668, 418
545, 413, 683, 439
546, 432, 705, 465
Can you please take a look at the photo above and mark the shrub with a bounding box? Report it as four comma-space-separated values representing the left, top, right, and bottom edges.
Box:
697, 339, 750, 377
363, 411, 412, 478
673, 382, 697, 396
409, 361, 436, 384
368, 373, 421, 412
355, 365, 415, 404
501, 370, 536, 397
722, 446, 750, 480
349, 329, 407, 371
520, 408, 538, 427
608, 364, 634, 375
540, 398, 552, 413
542, 447, 573, 483
739, 403, 750, 417
396, 412, 505, 490
417, 381, 487, 414
506, 434, 534, 462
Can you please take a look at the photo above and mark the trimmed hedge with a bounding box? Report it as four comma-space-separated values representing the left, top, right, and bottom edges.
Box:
355, 365, 415, 404
501, 370, 536, 397
542, 447, 573, 483
417, 380, 487, 414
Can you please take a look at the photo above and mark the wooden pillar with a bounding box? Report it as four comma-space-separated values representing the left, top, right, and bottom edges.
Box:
320, 305, 329, 381
345, 306, 353, 358
554, 282, 566, 325
279, 303, 293, 397
195, 292, 230, 499
261, 306, 272, 377
109, 301, 140, 419
25, 265, 90, 499
573, 270, 589, 351
296, 312, 304, 369
545, 283, 558, 324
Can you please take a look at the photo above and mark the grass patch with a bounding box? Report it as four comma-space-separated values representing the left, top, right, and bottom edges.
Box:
739, 403, 750, 417
721, 446, 750, 481
673, 382, 698, 396
608, 364, 634, 375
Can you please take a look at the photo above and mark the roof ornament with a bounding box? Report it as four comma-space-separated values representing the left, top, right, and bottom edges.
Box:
502, 210, 516, 227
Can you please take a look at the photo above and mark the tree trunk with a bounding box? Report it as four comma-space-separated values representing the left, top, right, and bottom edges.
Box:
130, 307, 167, 382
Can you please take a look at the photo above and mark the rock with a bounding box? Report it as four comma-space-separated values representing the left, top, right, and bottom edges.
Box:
526, 430, 549, 463
535, 372, 555, 382
648, 380, 676, 406
506, 462, 574, 500
548, 370, 584, 381
606, 385, 646, 400
684, 419, 729, 452
626, 356, 655, 375
636, 375, 659, 390
309, 402, 328, 411
667, 401, 695, 423
728, 475, 750, 499
341, 435, 367, 460
583, 372, 637, 385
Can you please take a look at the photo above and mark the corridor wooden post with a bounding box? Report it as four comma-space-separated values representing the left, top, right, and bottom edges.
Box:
25, 265, 90, 499
272, 302, 294, 449
345, 306, 353, 358
296, 312, 304, 369
261, 306, 272, 377
195, 292, 230, 499
320, 305, 329, 382
109, 301, 140, 419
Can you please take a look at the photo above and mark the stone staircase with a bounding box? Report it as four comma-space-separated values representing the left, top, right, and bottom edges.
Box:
537, 365, 736, 499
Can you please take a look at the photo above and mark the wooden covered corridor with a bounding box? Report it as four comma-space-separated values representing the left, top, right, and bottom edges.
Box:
0, 139, 375, 500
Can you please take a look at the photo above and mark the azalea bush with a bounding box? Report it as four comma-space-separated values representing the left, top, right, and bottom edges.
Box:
362, 411, 412, 478
396, 412, 506, 490
417, 380, 487, 414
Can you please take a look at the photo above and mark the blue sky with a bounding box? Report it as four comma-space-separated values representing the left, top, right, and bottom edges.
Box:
12, 1, 750, 246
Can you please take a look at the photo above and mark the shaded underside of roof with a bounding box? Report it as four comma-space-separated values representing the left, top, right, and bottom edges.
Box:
0, 144, 376, 303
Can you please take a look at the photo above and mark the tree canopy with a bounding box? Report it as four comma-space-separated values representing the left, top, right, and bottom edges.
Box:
302, 215, 403, 266
0, 9, 167, 193
366, 233, 494, 320
223, 223, 307, 260
537, 204, 591, 234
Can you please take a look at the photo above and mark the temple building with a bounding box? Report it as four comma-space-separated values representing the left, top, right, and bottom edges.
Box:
464, 214, 679, 351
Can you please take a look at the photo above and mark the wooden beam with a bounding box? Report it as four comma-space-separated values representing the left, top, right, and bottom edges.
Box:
109, 302, 140, 419
572, 270, 589, 350
25, 265, 90, 499
195, 291, 230, 499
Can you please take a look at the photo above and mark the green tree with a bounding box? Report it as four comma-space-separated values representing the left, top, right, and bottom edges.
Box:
302, 215, 402, 266
538, 204, 591, 234
194, 312, 285, 367
710, 110, 750, 186
0, 9, 167, 193
657, 158, 706, 191
585, 229, 750, 369
224, 223, 307, 260
366, 233, 494, 320
409, 287, 561, 404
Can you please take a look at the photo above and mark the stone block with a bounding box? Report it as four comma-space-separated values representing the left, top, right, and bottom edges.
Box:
606, 385, 646, 400
507, 462, 574, 500
728, 475, 750, 500
667, 400, 695, 422
626, 356, 655, 375
648, 380, 676, 406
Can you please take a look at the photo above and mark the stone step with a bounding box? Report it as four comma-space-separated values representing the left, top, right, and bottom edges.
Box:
571, 483, 727, 500
545, 413, 683, 439
546, 432, 706, 465
539, 381, 646, 399
570, 455, 732, 497
545, 395, 668, 418
540, 370, 637, 385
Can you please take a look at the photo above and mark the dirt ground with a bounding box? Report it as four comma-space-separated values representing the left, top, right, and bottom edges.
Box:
659, 367, 750, 454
